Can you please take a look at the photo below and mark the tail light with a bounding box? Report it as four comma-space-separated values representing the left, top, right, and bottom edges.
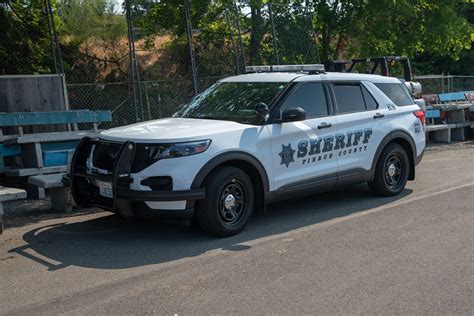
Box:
413, 110, 425, 127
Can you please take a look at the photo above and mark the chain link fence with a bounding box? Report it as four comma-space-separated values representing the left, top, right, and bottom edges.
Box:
3, 0, 473, 128
413, 75, 474, 94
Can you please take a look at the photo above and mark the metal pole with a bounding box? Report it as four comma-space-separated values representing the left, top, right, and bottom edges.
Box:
45, 0, 64, 74
44, 0, 58, 74
125, 0, 138, 121
308, 11, 321, 64
224, 5, 240, 75
233, 0, 246, 68
268, 2, 279, 65
125, 0, 144, 121
184, 0, 198, 95
144, 82, 152, 120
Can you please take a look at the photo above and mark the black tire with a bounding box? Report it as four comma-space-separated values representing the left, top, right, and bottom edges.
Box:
195, 166, 254, 237
368, 143, 410, 196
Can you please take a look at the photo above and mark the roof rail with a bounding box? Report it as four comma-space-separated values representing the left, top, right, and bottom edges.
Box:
245, 64, 325, 74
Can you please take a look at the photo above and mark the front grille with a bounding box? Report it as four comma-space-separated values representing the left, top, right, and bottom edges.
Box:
91, 141, 157, 174
92, 141, 121, 172
131, 144, 150, 173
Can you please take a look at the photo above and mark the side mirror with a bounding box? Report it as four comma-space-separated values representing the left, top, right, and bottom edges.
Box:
281, 107, 306, 122
255, 102, 270, 120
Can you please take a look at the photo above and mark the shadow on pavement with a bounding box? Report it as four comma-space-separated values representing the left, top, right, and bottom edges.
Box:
9, 184, 412, 270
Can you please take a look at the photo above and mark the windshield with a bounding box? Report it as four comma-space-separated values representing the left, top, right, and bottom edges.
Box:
174, 81, 287, 124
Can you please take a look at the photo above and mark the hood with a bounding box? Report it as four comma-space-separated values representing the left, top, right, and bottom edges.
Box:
99, 118, 246, 143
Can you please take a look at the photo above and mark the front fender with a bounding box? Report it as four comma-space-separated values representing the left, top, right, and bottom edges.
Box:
191, 151, 270, 192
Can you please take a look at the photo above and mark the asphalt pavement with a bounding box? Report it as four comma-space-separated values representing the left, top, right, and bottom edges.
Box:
1, 142, 473, 315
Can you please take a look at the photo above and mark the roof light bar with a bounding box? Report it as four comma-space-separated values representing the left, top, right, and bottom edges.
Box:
245, 64, 325, 74
245, 65, 272, 73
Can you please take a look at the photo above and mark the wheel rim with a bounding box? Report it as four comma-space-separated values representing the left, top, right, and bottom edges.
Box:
219, 180, 246, 225
384, 153, 404, 190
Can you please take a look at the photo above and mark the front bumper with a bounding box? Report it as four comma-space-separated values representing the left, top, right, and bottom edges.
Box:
69, 137, 205, 218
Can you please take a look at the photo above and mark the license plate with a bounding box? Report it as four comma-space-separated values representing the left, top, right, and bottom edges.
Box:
99, 181, 113, 198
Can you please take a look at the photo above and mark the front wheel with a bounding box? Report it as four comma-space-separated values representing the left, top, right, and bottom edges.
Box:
195, 166, 254, 237
369, 143, 410, 196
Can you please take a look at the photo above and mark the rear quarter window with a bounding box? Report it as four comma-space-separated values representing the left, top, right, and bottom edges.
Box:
374, 83, 414, 107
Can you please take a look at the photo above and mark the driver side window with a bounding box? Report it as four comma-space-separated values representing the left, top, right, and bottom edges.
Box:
280, 82, 329, 119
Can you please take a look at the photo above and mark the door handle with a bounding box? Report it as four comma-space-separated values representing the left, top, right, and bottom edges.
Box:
373, 112, 385, 119
317, 122, 332, 129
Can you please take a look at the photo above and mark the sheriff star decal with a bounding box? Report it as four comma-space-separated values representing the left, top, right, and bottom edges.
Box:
279, 143, 296, 168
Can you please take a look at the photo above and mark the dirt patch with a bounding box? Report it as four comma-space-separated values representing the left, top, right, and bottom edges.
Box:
425, 140, 474, 152
3, 198, 100, 229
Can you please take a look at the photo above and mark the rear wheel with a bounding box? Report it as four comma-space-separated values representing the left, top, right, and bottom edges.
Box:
195, 166, 254, 237
369, 143, 409, 196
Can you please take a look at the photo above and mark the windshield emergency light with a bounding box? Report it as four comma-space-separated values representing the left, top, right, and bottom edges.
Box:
245, 64, 325, 74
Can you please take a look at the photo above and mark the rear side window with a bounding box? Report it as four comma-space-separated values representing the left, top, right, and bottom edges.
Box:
332, 83, 366, 113
280, 82, 328, 118
362, 85, 378, 110
375, 83, 414, 106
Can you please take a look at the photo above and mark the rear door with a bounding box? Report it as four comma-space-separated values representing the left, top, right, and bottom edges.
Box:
329, 81, 387, 183
268, 81, 338, 191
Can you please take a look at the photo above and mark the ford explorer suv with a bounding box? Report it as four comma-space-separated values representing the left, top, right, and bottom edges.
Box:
69, 64, 425, 237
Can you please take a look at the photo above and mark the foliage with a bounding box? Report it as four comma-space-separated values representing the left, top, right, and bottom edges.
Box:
354, 0, 472, 60
0, 0, 472, 80
59, 0, 128, 82
0, 0, 55, 74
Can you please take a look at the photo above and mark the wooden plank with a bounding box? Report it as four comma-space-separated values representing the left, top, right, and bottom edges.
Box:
4, 165, 67, 177
0, 144, 21, 157
438, 92, 468, 102
20, 143, 43, 168
0, 75, 67, 134
426, 125, 450, 132
454, 122, 472, 128
0, 110, 112, 127
29, 173, 66, 189
4, 130, 100, 145
422, 94, 439, 103
425, 109, 441, 119
427, 103, 473, 111
41, 140, 78, 152
43, 151, 71, 167
0, 187, 27, 202
465, 93, 474, 102
0, 135, 18, 142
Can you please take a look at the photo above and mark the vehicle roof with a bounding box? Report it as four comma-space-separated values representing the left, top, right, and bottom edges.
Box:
222, 72, 402, 84
221, 72, 304, 82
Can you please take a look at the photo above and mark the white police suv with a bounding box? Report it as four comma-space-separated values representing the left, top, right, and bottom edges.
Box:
69, 64, 425, 236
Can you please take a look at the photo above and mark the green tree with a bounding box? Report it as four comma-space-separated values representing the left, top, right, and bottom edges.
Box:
354, 0, 471, 60
0, 0, 55, 74
59, 0, 128, 82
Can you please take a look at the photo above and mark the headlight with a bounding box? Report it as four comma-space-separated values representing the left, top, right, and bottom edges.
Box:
146, 140, 211, 162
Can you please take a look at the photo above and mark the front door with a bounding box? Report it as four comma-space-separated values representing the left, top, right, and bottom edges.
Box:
268, 81, 339, 191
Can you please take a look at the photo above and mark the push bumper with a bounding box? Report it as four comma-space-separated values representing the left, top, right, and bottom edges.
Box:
68, 137, 205, 218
